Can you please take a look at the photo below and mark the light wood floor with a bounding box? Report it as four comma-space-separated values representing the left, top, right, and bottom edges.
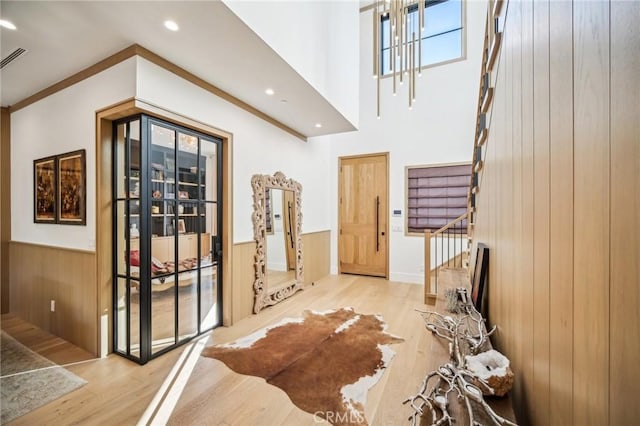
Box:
0, 314, 96, 367
2, 274, 435, 425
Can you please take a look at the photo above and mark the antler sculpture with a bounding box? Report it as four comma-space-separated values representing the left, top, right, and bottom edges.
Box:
403, 288, 517, 426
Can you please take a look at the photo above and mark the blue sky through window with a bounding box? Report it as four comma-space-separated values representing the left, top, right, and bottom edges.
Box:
380, 0, 463, 75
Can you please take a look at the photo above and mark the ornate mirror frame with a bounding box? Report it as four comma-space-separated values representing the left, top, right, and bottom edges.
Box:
251, 172, 304, 313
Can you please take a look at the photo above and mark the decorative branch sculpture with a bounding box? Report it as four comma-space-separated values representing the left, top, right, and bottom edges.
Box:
403, 288, 517, 426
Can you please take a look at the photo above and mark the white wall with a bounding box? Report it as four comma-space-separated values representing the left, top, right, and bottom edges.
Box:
326, 0, 487, 283
10, 53, 330, 250
136, 57, 331, 243
10, 58, 137, 251
223, 0, 359, 128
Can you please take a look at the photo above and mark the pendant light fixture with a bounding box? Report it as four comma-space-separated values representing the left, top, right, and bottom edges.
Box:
373, 0, 424, 118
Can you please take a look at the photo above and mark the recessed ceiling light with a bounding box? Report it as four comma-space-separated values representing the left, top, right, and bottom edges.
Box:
315, 123, 322, 128
0, 19, 16, 30
280, 99, 288, 103
265, 88, 275, 95
164, 20, 179, 31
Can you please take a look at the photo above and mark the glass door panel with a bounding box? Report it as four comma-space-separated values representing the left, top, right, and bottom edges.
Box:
114, 115, 222, 364
205, 201, 218, 233
201, 139, 217, 202
115, 202, 127, 277
151, 285, 176, 355
200, 201, 219, 330
115, 120, 141, 200
177, 272, 198, 340
129, 283, 141, 358
200, 266, 218, 330
114, 117, 141, 363
150, 123, 175, 239
115, 123, 126, 199
115, 277, 128, 353
149, 123, 176, 355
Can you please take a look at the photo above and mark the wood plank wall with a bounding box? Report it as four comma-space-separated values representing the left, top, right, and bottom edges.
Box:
231, 241, 257, 321
232, 230, 331, 323
472, 1, 639, 424
8, 242, 98, 355
301, 230, 331, 285
0, 108, 10, 314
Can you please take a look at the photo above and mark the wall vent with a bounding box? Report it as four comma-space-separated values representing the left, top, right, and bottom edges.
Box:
1, 47, 27, 69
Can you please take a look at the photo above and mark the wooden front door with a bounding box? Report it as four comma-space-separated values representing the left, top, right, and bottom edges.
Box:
338, 153, 389, 278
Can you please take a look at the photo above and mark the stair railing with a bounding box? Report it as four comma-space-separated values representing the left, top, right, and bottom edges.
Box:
424, 212, 470, 304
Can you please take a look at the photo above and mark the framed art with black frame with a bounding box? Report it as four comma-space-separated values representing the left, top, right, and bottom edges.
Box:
57, 149, 86, 225
34, 155, 58, 223
471, 243, 489, 317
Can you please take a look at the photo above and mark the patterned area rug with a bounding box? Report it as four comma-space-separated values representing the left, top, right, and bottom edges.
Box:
202, 308, 403, 425
0, 331, 87, 424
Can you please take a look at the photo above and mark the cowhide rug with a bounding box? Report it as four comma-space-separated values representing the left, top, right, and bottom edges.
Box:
202, 308, 403, 425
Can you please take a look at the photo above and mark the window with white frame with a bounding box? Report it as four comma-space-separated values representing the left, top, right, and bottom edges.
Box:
381, 0, 464, 75
406, 163, 470, 234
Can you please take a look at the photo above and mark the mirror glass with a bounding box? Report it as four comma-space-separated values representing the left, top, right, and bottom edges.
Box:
266, 189, 297, 288
252, 172, 304, 313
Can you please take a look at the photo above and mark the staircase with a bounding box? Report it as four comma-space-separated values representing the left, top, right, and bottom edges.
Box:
424, 0, 505, 305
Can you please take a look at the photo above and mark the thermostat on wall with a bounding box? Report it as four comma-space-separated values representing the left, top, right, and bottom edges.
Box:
392, 209, 402, 217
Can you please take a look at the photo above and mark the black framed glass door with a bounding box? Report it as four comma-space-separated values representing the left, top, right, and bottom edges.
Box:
113, 114, 222, 364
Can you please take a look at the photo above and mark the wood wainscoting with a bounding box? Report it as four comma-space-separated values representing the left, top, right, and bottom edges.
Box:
1, 107, 10, 314
301, 230, 331, 284
232, 230, 331, 323
231, 241, 257, 322
8, 241, 97, 355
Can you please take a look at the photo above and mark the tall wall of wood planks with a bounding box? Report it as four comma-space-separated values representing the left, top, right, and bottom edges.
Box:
472, 1, 639, 424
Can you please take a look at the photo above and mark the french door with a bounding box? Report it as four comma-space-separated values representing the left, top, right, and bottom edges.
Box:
338, 153, 389, 278
112, 115, 223, 364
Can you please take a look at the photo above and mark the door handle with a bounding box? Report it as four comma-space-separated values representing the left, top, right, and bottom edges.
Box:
376, 196, 380, 252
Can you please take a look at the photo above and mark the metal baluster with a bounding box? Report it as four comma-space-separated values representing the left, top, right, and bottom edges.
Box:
459, 220, 462, 267
447, 227, 450, 267
454, 222, 457, 267
434, 232, 438, 289
455, 221, 458, 267
459, 219, 462, 268
441, 231, 444, 272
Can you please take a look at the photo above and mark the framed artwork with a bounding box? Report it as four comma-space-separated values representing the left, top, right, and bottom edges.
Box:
57, 149, 86, 225
34, 155, 57, 223
471, 243, 489, 317
177, 219, 186, 234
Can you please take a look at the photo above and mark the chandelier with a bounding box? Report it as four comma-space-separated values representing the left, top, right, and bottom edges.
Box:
373, 0, 425, 118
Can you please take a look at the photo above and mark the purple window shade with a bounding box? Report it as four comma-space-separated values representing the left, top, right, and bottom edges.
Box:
407, 164, 471, 233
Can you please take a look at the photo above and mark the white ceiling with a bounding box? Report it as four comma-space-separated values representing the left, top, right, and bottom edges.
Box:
0, 1, 356, 138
